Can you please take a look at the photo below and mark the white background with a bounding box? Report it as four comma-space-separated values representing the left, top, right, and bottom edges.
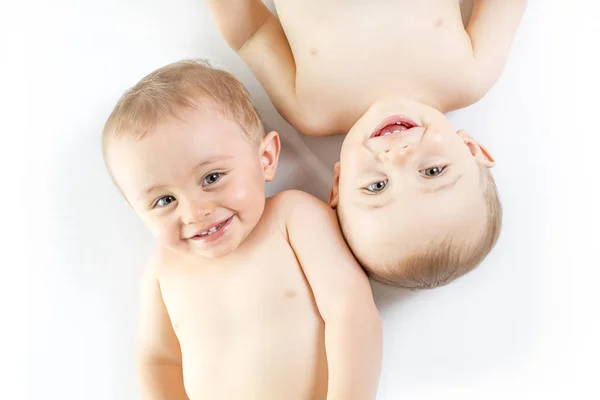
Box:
2, 0, 599, 399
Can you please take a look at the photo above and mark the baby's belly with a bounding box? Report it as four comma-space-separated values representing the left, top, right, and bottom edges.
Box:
178, 312, 327, 400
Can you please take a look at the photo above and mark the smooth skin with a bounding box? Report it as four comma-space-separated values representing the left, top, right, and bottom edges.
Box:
207, 0, 526, 272
107, 105, 382, 400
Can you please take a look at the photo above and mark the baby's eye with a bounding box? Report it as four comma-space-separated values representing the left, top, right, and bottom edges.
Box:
154, 195, 176, 208
419, 166, 446, 178
366, 180, 388, 193
203, 172, 223, 186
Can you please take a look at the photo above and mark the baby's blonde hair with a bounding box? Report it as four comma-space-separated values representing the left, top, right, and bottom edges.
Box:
102, 59, 264, 160
339, 164, 502, 290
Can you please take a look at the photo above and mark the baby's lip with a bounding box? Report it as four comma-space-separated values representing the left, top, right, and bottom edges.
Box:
370, 115, 420, 139
188, 216, 233, 239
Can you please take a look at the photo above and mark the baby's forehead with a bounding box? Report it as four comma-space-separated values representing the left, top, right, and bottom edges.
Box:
343, 213, 480, 266
107, 132, 234, 195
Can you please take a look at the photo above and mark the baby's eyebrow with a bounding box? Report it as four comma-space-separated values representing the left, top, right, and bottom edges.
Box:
137, 156, 234, 201
420, 174, 463, 193
367, 202, 389, 210
356, 197, 392, 210
190, 156, 233, 173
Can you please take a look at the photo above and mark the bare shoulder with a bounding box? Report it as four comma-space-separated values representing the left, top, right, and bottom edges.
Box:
147, 245, 171, 268
267, 190, 333, 224
146, 246, 193, 280
268, 189, 328, 209
142, 248, 162, 278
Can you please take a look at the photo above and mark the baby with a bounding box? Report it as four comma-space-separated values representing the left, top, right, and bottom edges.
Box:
102, 60, 382, 400
207, 0, 527, 289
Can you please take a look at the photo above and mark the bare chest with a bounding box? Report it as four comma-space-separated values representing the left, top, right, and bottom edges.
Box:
157, 234, 326, 398
275, 0, 477, 130
159, 238, 320, 342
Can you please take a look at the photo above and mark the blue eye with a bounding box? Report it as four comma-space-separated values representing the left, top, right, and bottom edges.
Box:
419, 166, 447, 178
154, 195, 176, 208
203, 172, 222, 186
366, 180, 388, 193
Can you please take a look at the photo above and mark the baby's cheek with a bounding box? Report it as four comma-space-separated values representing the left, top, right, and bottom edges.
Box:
228, 178, 265, 221
230, 185, 251, 204
230, 176, 263, 204
150, 219, 179, 246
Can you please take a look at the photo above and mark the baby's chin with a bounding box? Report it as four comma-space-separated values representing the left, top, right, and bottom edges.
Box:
343, 98, 450, 143
372, 97, 444, 119
155, 237, 239, 260
189, 245, 233, 259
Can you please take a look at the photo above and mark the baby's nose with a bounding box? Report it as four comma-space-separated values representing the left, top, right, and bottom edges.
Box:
181, 198, 216, 225
379, 144, 414, 164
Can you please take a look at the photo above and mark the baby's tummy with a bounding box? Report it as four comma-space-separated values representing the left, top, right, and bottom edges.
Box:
178, 316, 327, 400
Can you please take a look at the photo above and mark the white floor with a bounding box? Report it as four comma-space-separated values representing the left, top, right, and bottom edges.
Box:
5, 0, 599, 399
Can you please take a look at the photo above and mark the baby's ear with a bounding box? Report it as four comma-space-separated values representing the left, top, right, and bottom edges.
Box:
260, 131, 281, 182
457, 130, 495, 168
328, 162, 341, 209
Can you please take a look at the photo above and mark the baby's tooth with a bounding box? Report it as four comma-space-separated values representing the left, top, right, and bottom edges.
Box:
209, 227, 217, 234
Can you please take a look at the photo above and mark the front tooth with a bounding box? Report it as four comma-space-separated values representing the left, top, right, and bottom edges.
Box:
209, 227, 217, 234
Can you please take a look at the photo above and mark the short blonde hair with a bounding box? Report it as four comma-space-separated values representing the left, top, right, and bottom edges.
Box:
339, 164, 502, 290
102, 59, 264, 159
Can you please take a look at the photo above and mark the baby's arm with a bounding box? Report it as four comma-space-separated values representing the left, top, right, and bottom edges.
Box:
282, 191, 382, 400
136, 256, 189, 400
206, 1, 317, 134
466, 0, 528, 95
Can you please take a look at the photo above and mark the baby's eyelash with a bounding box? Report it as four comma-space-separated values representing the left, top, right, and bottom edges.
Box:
202, 170, 228, 186
151, 195, 176, 209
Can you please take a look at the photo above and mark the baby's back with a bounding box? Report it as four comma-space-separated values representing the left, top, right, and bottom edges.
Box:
275, 0, 477, 131
157, 197, 327, 400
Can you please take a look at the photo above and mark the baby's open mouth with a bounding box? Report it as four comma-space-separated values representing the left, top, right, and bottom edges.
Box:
191, 216, 233, 239
370, 115, 419, 139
